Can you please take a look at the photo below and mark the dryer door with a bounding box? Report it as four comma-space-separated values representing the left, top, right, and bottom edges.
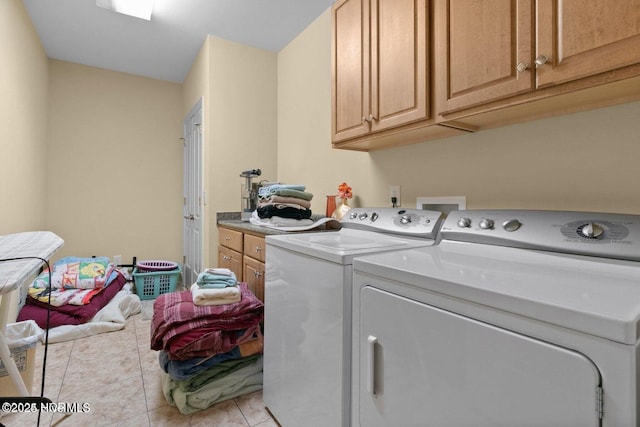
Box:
358, 286, 602, 427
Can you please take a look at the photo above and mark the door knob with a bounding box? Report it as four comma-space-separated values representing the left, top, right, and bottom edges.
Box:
183, 214, 194, 220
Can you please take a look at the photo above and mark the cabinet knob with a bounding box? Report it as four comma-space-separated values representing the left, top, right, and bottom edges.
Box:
516, 62, 529, 73
534, 55, 549, 67
255, 246, 262, 252
362, 114, 377, 124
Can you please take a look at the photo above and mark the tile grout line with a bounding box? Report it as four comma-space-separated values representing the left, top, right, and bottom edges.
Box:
234, 397, 252, 427
133, 315, 153, 427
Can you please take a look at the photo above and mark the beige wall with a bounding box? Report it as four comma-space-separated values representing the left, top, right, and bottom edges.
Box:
278, 9, 640, 215
47, 60, 184, 262
277, 10, 371, 213
183, 36, 278, 267
4, 1, 639, 279
183, 37, 211, 267
0, 0, 50, 320
0, 0, 49, 234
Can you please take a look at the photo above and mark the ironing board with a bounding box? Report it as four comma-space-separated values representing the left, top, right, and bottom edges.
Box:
0, 231, 63, 396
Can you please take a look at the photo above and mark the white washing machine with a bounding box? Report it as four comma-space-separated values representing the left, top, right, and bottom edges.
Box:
352, 210, 640, 427
263, 208, 444, 427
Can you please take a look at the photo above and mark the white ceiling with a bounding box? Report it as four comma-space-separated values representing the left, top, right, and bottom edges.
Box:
23, 0, 334, 83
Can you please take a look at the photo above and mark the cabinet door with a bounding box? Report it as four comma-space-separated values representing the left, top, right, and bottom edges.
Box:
243, 255, 264, 301
536, 0, 640, 87
357, 286, 601, 427
218, 246, 242, 282
370, 0, 429, 131
218, 227, 243, 253
435, 0, 533, 113
243, 234, 265, 263
332, 0, 370, 142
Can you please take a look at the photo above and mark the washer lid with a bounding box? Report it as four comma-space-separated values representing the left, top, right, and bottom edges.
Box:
354, 241, 640, 345
266, 228, 436, 264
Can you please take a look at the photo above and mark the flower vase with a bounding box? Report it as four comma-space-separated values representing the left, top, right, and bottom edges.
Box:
332, 198, 351, 220
326, 195, 337, 218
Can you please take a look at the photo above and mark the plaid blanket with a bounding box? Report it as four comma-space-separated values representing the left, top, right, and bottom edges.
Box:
151, 283, 263, 360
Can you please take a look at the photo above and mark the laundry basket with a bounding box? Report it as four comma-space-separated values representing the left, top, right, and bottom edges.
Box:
135, 260, 179, 272
0, 320, 43, 396
132, 264, 181, 300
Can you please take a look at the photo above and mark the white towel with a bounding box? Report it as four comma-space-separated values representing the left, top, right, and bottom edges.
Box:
190, 282, 241, 306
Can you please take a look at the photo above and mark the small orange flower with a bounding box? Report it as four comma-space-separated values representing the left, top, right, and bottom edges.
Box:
338, 182, 352, 199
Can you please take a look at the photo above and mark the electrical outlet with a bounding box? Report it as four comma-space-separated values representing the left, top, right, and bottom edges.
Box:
113, 255, 122, 266
389, 185, 400, 207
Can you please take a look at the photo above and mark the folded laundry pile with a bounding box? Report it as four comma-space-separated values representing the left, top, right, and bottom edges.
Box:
251, 183, 314, 228
151, 282, 264, 414
18, 256, 128, 328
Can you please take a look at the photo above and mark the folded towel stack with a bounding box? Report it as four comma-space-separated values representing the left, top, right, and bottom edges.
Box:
255, 184, 313, 224
192, 268, 240, 306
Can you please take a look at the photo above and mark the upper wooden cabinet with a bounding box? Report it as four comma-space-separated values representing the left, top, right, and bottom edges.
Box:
333, 0, 640, 150
435, 0, 534, 113
436, 0, 640, 114
536, 0, 640, 87
332, 0, 431, 144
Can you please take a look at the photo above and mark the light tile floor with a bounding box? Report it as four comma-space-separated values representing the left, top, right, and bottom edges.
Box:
1, 311, 278, 427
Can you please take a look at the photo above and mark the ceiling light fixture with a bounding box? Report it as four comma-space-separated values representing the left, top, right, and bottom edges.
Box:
96, 0, 154, 21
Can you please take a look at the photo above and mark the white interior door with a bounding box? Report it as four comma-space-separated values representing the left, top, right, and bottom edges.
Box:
182, 99, 203, 286
358, 286, 602, 427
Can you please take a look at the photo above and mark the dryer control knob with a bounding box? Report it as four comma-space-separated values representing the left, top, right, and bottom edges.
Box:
349, 212, 357, 219
479, 218, 494, 230
371, 212, 379, 222
400, 215, 412, 224
457, 217, 471, 228
502, 219, 522, 232
581, 222, 604, 238
358, 212, 368, 220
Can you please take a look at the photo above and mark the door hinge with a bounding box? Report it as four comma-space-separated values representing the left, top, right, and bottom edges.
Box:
596, 386, 603, 419
184, 197, 187, 206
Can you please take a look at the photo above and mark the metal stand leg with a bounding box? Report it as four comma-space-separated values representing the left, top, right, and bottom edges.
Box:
0, 293, 29, 396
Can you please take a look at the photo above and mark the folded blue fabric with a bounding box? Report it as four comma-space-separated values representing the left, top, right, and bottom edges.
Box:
159, 347, 242, 381
196, 271, 237, 288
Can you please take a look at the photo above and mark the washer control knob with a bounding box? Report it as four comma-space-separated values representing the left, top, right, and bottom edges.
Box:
457, 217, 471, 228
400, 214, 412, 224
371, 212, 379, 222
358, 212, 368, 220
479, 218, 494, 230
349, 211, 358, 219
502, 219, 522, 232
581, 222, 604, 238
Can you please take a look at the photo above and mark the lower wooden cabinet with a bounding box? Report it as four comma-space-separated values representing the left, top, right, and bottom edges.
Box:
218, 226, 265, 302
217, 245, 242, 282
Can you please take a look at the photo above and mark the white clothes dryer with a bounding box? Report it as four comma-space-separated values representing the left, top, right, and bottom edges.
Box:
351, 210, 640, 427
263, 208, 444, 427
